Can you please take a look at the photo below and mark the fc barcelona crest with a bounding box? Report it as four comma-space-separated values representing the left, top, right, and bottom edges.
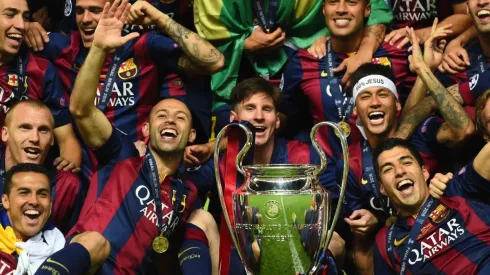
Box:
118, 58, 138, 80
372, 57, 392, 67
8, 74, 18, 87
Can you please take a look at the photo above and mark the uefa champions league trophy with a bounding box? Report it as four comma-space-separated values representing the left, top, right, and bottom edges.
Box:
214, 122, 349, 275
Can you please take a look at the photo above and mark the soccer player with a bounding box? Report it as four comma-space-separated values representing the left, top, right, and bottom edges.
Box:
437, 0, 490, 86
0, 0, 81, 168
281, 0, 415, 161
184, 78, 345, 274
373, 138, 490, 274
0, 99, 84, 234
341, 34, 474, 272
384, 1, 472, 49
67, 1, 219, 273
0, 163, 109, 275
195, 0, 392, 139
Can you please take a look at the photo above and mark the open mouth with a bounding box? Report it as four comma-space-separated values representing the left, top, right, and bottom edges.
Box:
368, 111, 385, 125
397, 179, 414, 195
81, 28, 95, 38
160, 128, 178, 140
477, 10, 490, 20
254, 126, 266, 134
333, 18, 351, 27
6, 33, 23, 46
23, 209, 41, 224
23, 147, 41, 159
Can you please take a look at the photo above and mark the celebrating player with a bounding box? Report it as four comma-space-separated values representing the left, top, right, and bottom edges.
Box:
373, 138, 490, 274
0, 163, 109, 274
67, 1, 219, 273
0, 0, 81, 168
282, 0, 416, 162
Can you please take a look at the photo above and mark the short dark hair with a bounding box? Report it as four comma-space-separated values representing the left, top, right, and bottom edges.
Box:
230, 78, 281, 111
4, 163, 51, 195
348, 63, 395, 95
475, 89, 490, 138
5, 98, 54, 128
372, 138, 425, 179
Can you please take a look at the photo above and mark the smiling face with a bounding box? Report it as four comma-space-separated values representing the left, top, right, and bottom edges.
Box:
75, 0, 107, 48
0, 0, 29, 58
354, 87, 401, 137
377, 146, 430, 216
230, 92, 280, 148
2, 171, 51, 240
144, 99, 196, 155
323, 0, 370, 38
2, 103, 54, 167
468, 0, 490, 34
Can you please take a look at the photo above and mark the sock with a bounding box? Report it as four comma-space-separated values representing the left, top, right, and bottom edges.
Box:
34, 243, 91, 275
179, 223, 211, 275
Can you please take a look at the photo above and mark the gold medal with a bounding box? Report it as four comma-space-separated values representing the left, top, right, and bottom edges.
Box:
335, 121, 351, 137
152, 235, 169, 253
385, 215, 397, 226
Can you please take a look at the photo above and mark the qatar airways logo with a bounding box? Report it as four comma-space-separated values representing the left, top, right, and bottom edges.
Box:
393, 0, 437, 22
94, 82, 136, 107
408, 218, 464, 265
134, 185, 179, 233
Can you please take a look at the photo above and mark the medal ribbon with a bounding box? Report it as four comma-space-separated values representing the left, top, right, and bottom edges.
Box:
98, 47, 125, 112
325, 40, 354, 123
252, 0, 280, 33
385, 197, 439, 274
14, 54, 26, 101
145, 151, 185, 240
361, 139, 390, 213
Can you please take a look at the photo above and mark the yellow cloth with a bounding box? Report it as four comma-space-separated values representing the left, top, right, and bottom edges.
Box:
0, 225, 22, 255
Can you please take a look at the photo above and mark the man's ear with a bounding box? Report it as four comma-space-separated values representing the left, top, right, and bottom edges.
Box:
230, 110, 237, 123
380, 182, 387, 196
364, 3, 371, 18
396, 101, 402, 113
188, 129, 196, 144
2, 194, 9, 210
142, 122, 150, 138
353, 106, 358, 117
275, 112, 281, 130
2, 126, 8, 143
422, 166, 430, 182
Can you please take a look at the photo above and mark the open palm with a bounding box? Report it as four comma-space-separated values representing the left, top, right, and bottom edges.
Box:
92, 0, 139, 52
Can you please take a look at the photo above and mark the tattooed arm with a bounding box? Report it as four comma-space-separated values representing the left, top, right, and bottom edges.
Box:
127, 1, 224, 75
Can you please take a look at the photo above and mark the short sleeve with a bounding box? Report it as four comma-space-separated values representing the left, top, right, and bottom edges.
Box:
445, 161, 490, 197
458, 72, 489, 106
93, 127, 139, 168
145, 33, 183, 73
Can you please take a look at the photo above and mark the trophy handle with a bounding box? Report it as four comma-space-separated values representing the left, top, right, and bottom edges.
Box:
310, 122, 349, 251
213, 122, 254, 274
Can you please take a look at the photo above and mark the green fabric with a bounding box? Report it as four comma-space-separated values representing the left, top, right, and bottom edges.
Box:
194, 0, 393, 110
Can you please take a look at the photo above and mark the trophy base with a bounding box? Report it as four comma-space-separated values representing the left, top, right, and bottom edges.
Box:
233, 192, 330, 275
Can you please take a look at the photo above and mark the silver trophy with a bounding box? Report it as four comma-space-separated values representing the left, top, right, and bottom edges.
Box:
214, 122, 349, 275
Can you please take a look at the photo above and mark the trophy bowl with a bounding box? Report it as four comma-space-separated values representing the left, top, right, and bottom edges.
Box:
215, 122, 349, 275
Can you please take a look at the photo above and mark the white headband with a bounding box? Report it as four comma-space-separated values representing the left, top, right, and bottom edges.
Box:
352, 75, 398, 101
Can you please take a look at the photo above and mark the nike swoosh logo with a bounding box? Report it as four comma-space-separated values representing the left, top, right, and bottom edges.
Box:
321, 70, 328, 77
394, 235, 408, 246
361, 178, 368, 185
46, 258, 70, 273
178, 246, 200, 258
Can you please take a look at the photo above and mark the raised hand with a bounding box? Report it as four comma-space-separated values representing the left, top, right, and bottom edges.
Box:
422, 18, 451, 71
407, 27, 428, 74
92, 0, 139, 53
127, 1, 163, 26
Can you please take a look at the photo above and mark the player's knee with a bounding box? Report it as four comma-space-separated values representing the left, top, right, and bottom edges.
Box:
71, 231, 111, 266
251, 240, 261, 261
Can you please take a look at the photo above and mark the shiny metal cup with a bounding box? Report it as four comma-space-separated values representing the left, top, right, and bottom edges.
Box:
214, 122, 349, 275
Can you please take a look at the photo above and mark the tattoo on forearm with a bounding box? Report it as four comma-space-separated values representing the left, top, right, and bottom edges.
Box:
363, 24, 386, 45
162, 16, 222, 66
396, 97, 435, 139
